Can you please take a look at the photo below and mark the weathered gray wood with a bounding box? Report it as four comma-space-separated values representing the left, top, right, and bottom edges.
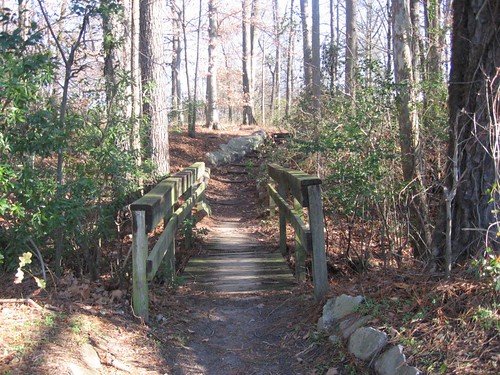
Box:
268, 163, 321, 206
132, 210, 149, 321
307, 184, 328, 301
293, 197, 306, 282
131, 163, 208, 320
165, 237, 175, 283
269, 182, 276, 218
277, 184, 287, 255
146, 182, 206, 280
184, 183, 194, 249
267, 184, 312, 251
130, 162, 205, 232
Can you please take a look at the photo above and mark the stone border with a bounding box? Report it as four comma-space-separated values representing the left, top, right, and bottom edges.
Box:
317, 294, 421, 375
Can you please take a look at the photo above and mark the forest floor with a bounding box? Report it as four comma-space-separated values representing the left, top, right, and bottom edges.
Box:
1, 125, 499, 375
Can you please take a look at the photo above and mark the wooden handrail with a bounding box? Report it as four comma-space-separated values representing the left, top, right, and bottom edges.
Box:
267, 163, 328, 301
131, 162, 209, 321
268, 163, 321, 206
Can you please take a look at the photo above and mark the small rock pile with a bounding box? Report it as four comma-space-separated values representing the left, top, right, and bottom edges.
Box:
205, 130, 266, 166
317, 294, 420, 375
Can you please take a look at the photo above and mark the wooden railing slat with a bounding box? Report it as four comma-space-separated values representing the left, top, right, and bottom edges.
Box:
131, 162, 207, 321
268, 163, 321, 206
267, 163, 328, 301
146, 182, 206, 280
267, 184, 312, 251
130, 162, 205, 232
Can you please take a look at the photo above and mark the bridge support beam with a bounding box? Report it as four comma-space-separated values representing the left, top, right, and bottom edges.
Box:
307, 184, 328, 301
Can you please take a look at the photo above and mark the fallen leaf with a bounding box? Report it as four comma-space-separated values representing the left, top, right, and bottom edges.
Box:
394, 282, 411, 289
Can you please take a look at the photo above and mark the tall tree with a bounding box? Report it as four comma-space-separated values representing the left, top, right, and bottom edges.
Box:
299, 0, 312, 90
242, 0, 257, 125
285, 0, 295, 117
392, 0, 431, 259
103, 0, 133, 146
311, 0, 320, 113
140, 0, 170, 176
171, 0, 183, 125
131, 0, 142, 169
345, 0, 357, 97
103, 0, 142, 166
206, 0, 220, 129
270, 0, 282, 120
182, 0, 201, 138
424, 0, 443, 80
431, 0, 500, 272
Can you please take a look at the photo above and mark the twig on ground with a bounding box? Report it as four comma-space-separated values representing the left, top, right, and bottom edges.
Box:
0, 298, 45, 310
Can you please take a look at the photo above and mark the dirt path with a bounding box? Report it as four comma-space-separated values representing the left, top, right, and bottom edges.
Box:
0, 130, 330, 375
154, 157, 324, 374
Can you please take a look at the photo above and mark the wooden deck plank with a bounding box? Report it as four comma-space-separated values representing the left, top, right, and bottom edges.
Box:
183, 222, 295, 293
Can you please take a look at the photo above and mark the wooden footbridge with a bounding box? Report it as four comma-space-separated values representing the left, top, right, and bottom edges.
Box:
130, 162, 328, 321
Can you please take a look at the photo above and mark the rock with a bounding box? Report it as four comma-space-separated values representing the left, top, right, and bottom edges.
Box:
339, 314, 372, 339
68, 363, 99, 375
326, 367, 340, 375
398, 366, 421, 375
80, 343, 101, 369
319, 294, 364, 331
206, 131, 266, 166
328, 334, 342, 345
348, 327, 388, 361
317, 316, 326, 331
374, 345, 421, 375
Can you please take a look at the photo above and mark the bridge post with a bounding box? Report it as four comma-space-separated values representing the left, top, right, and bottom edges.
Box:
307, 184, 328, 301
277, 184, 288, 256
293, 197, 306, 281
132, 210, 149, 321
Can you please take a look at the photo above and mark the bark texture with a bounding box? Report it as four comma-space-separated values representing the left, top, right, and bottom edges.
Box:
299, 0, 312, 90
393, 0, 431, 259
345, 0, 357, 97
206, 0, 220, 130
431, 0, 500, 263
311, 0, 320, 113
171, 0, 183, 125
242, 0, 257, 125
140, 0, 170, 176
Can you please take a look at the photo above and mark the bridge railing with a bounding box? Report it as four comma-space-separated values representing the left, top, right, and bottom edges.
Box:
130, 162, 209, 321
267, 163, 328, 301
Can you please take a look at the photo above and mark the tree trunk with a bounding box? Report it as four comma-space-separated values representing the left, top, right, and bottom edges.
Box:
409, 0, 424, 86
424, 0, 443, 80
392, 0, 431, 259
182, 0, 199, 138
285, 0, 295, 117
206, 0, 220, 130
431, 0, 500, 266
17, 0, 30, 39
271, 0, 281, 119
386, 0, 392, 75
242, 0, 257, 125
131, 0, 142, 169
345, 0, 357, 98
327, 0, 337, 94
171, 0, 183, 126
311, 0, 320, 114
103, 0, 133, 150
299, 0, 312, 90
140, 0, 169, 176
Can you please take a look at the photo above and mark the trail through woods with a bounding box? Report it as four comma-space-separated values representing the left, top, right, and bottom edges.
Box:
0, 128, 330, 375
158, 154, 319, 374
